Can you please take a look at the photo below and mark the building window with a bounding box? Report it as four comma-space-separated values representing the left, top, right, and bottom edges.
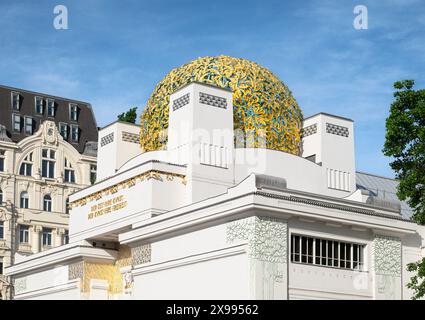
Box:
19, 152, 33, 176
0, 221, 4, 239
47, 99, 55, 117
290, 234, 365, 271
0, 150, 4, 172
11, 92, 20, 110
59, 123, 68, 140
65, 198, 69, 214
64, 230, 69, 244
71, 125, 79, 143
20, 192, 29, 209
35, 96, 44, 114
69, 104, 78, 121
25, 116, 33, 135
64, 158, 75, 183
0, 257, 3, 275
90, 165, 97, 185
19, 225, 29, 243
12, 114, 21, 132
43, 194, 52, 212
0, 188, 3, 204
41, 149, 55, 179
42, 228, 52, 247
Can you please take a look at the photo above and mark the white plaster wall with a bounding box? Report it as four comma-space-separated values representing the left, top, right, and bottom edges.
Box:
235, 148, 328, 196
70, 177, 186, 242
133, 253, 250, 300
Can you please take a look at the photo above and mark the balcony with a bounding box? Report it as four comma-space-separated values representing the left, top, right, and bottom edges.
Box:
18, 243, 32, 253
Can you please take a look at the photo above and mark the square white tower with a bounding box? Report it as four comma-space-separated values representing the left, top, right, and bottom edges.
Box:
167, 82, 234, 203
302, 113, 356, 195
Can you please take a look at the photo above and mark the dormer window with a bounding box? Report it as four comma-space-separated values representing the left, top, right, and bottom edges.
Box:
47, 99, 55, 117
25, 116, 33, 135
59, 123, 68, 139
69, 104, 78, 121
12, 114, 21, 132
71, 125, 79, 143
11, 92, 20, 110
35, 96, 44, 114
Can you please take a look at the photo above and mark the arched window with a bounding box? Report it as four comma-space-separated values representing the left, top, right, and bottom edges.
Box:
20, 191, 29, 209
0, 188, 3, 204
19, 152, 33, 176
43, 194, 52, 212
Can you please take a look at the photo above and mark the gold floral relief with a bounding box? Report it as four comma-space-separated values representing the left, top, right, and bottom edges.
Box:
82, 245, 133, 295
140, 55, 303, 155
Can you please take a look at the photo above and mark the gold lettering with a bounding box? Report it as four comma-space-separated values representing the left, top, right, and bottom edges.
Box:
87, 195, 128, 220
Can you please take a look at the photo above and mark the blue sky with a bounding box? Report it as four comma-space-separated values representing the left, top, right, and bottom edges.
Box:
1, 0, 424, 178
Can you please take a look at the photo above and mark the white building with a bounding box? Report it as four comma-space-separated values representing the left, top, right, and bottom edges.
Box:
5, 57, 425, 300
0, 85, 98, 299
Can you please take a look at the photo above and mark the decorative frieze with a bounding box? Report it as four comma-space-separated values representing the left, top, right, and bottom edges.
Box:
100, 132, 114, 147
68, 261, 84, 280
199, 92, 227, 109
122, 132, 139, 144
372, 235, 402, 277
326, 123, 349, 137
302, 124, 317, 137
70, 170, 186, 208
172, 93, 190, 111
14, 277, 27, 294
131, 243, 151, 266
227, 216, 287, 263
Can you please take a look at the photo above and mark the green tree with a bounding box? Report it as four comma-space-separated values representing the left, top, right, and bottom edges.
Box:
383, 80, 425, 299
117, 107, 137, 124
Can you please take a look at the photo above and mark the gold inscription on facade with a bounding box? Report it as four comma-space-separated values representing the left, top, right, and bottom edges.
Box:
88, 195, 127, 220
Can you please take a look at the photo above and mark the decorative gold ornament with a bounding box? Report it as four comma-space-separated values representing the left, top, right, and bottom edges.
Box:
70, 170, 186, 208
140, 55, 303, 155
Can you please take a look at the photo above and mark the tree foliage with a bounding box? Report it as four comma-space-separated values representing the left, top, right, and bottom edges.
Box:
383, 80, 425, 299
117, 107, 137, 124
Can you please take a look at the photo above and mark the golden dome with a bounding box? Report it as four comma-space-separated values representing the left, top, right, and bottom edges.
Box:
140, 55, 303, 155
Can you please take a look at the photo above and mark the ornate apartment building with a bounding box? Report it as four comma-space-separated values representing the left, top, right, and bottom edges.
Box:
0, 85, 98, 299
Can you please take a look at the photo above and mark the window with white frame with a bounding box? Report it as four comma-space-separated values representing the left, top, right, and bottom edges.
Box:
0, 150, 5, 172
41, 149, 55, 179
290, 234, 365, 271
43, 194, 52, 212
59, 123, 68, 139
0, 188, 3, 204
20, 191, 29, 209
12, 114, 21, 132
64, 230, 69, 244
0, 221, 4, 239
11, 92, 20, 110
71, 125, 79, 143
42, 228, 52, 247
90, 165, 97, 185
65, 197, 69, 214
19, 152, 33, 176
69, 104, 78, 121
19, 225, 29, 243
64, 158, 75, 183
24, 116, 33, 135
35, 96, 44, 114
0, 257, 3, 275
47, 99, 55, 117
